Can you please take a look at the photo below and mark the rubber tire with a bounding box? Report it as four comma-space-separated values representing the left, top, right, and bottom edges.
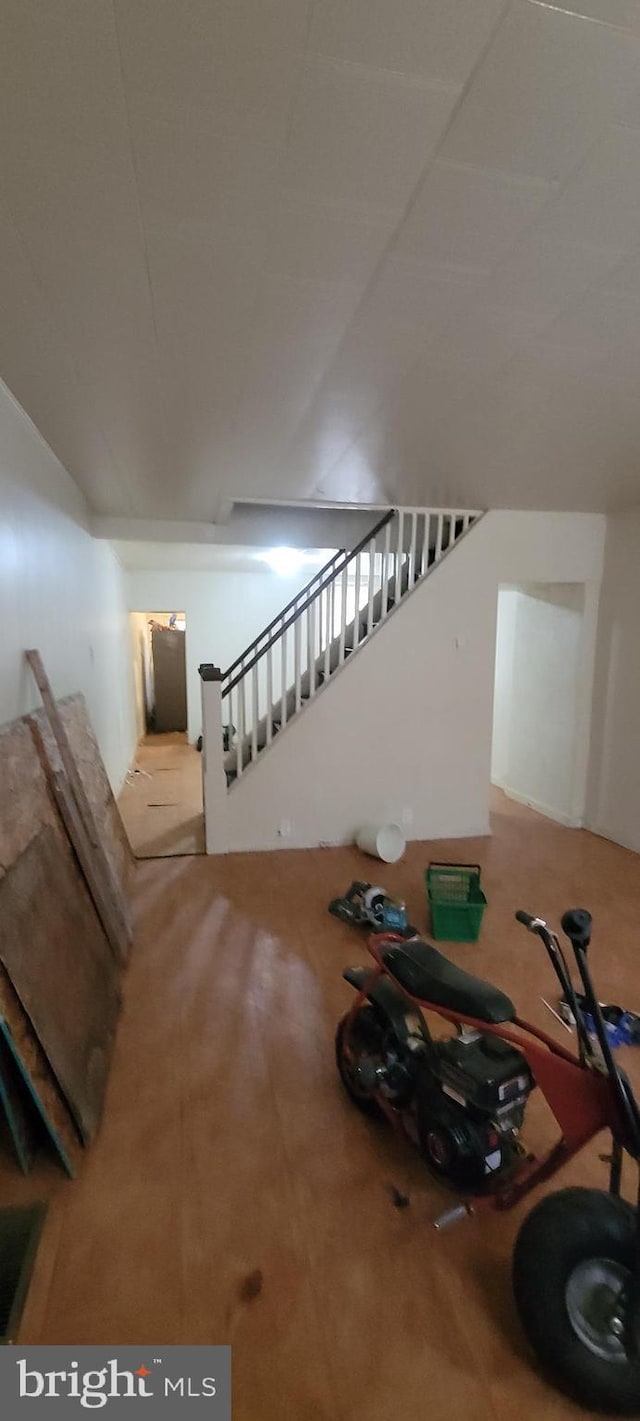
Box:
335, 1009, 383, 1117
513, 1186, 640, 1414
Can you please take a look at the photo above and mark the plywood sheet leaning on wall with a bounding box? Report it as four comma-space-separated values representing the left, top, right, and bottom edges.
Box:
58, 693, 133, 891
0, 827, 121, 1144
0, 967, 80, 1178
29, 688, 134, 916
0, 696, 133, 912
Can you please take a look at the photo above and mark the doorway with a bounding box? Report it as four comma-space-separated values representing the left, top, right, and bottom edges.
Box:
491, 583, 596, 828
130, 610, 187, 736
119, 612, 204, 858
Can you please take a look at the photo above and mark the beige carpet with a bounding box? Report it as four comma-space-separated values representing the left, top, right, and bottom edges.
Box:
118, 733, 204, 858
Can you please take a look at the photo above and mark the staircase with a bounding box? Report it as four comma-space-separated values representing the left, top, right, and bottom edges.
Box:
220, 506, 482, 786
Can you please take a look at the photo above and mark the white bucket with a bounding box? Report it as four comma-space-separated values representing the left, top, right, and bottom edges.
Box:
356, 822, 405, 864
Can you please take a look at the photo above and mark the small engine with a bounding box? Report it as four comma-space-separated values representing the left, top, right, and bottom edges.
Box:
417, 1030, 534, 1189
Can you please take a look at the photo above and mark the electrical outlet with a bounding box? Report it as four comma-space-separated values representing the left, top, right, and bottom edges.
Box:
401, 806, 413, 826
278, 819, 291, 838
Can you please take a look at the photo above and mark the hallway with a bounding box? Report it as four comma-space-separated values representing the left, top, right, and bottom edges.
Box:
118, 733, 204, 858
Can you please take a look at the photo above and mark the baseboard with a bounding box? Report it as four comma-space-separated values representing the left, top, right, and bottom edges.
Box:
494, 781, 582, 830
223, 820, 492, 855
586, 821, 640, 856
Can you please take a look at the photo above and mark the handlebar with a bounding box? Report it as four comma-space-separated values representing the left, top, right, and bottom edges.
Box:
514, 906, 640, 1151
515, 909, 544, 932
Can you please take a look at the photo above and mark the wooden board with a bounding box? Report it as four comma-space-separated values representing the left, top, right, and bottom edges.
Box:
0, 967, 80, 1178
25, 653, 132, 954
56, 693, 134, 891
0, 828, 120, 1143
0, 1032, 42, 1174
0, 718, 58, 880
30, 719, 127, 968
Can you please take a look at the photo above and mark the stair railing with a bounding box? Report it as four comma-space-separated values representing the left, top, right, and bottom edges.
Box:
221, 506, 480, 779
221, 508, 395, 773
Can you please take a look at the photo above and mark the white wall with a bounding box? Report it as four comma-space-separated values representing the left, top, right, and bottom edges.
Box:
0, 379, 136, 790
216, 511, 605, 852
586, 507, 640, 853
491, 584, 597, 826
125, 565, 336, 744
129, 612, 147, 742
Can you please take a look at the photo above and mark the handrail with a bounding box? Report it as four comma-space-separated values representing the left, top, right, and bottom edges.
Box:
222, 507, 397, 697
222, 546, 344, 684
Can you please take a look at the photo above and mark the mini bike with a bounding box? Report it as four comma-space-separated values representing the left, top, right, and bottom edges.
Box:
335, 908, 640, 1413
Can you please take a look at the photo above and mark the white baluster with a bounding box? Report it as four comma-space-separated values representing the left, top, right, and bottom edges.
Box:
409, 511, 417, 587
435, 512, 444, 564
251, 664, 258, 762
367, 538, 375, 634
224, 688, 231, 761
308, 601, 317, 695
281, 630, 288, 728
462, 512, 471, 535
339, 565, 348, 665
266, 646, 273, 745
330, 573, 336, 642
353, 552, 361, 650
394, 510, 405, 605
237, 675, 246, 777
420, 512, 429, 575
381, 520, 391, 619
324, 588, 331, 682
294, 615, 302, 712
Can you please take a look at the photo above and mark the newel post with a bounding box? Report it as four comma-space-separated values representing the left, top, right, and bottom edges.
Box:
199, 664, 228, 855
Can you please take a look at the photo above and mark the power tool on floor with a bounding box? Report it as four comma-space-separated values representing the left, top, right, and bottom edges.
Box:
328, 881, 417, 938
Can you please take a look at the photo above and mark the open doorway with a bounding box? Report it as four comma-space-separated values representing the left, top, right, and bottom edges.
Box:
491, 583, 596, 828
130, 610, 187, 737
119, 611, 204, 858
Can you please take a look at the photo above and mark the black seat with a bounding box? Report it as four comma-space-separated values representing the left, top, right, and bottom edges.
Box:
382, 940, 515, 1024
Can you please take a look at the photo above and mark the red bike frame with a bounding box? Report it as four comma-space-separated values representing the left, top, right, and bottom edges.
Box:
342, 933, 631, 1212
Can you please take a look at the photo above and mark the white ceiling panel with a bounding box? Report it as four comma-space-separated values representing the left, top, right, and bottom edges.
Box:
280, 260, 489, 495
545, 287, 640, 355
308, 0, 508, 84
532, 126, 640, 254
484, 237, 622, 317
394, 160, 553, 271
131, 118, 281, 238
0, 201, 132, 515
115, 0, 311, 143
228, 273, 362, 473
264, 191, 393, 286
425, 301, 552, 371
282, 57, 459, 212
440, 0, 640, 183
0, 0, 129, 174
601, 246, 640, 297
304, 260, 486, 418
146, 224, 265, 349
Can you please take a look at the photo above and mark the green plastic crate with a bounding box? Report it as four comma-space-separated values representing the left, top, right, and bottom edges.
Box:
425, 862, 487, 942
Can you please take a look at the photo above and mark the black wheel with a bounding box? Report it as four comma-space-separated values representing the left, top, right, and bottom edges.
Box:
335, 1008, 384, 1117
513, 1187, 640, 1414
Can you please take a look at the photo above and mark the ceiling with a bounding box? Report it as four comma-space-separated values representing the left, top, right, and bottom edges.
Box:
3, 1, 640, 520
116, 540, 333, 572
